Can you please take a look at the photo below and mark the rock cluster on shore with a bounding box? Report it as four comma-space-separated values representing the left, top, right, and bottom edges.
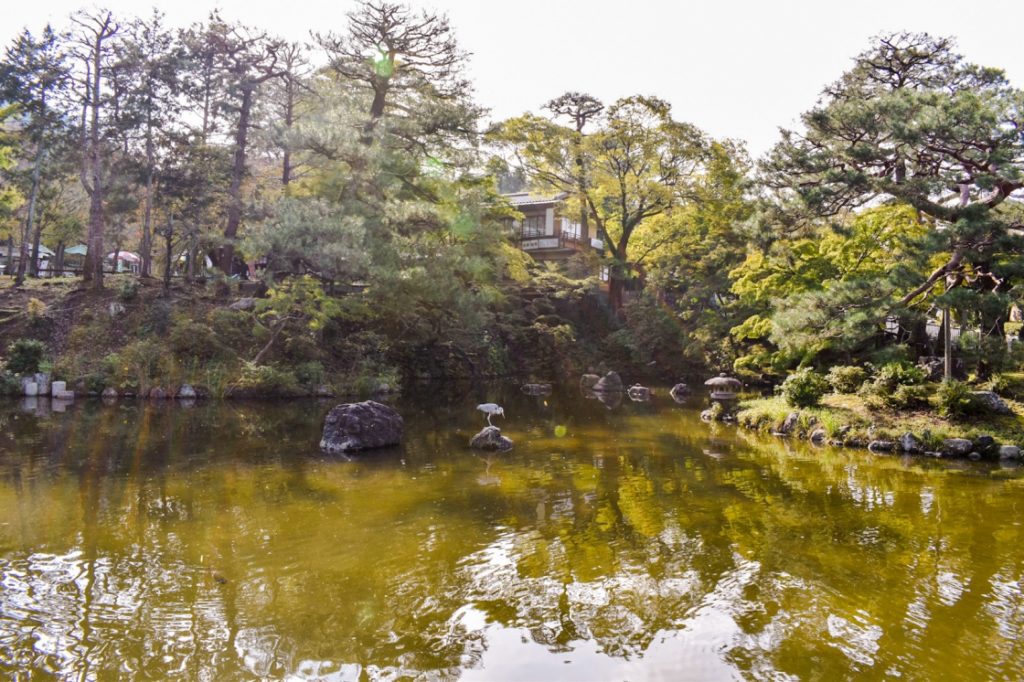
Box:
738, 407, 1021, 462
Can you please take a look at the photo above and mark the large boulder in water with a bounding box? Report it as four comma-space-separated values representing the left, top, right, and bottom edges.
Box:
592, 371, 623, 393
320, 400, 404, 453
470, 426, 513, 451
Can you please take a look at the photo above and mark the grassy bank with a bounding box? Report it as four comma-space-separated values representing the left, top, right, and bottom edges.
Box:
735, 392, 1024, 453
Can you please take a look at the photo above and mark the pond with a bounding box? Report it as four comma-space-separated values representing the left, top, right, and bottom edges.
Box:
1, 384, 1023, 681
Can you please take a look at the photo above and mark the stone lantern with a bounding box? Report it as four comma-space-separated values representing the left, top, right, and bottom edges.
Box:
704, 373, 742, 401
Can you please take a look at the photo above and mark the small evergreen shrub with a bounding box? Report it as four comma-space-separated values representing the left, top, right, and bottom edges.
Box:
936, 380, 983, 420
880, 384, 931, 411
781, 369, 829, 408
5, 339, 45, 375
294, 361, 325, 387
118, 278, 139, 303
826, 365, 868, 394
870, 362, 926, 392
169, 316, 229, 361
118, 339, 168, 393
233, 363, 301, 397
0, 371, 21, 396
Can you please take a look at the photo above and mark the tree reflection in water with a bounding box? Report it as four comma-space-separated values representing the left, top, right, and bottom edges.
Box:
0, 387, 1023, 680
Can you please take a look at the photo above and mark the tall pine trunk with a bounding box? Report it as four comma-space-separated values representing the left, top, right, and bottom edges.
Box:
141, 114, 154, 277
16, 144, 45, 286
83, 35, 106, 290
220, 85, 253, 275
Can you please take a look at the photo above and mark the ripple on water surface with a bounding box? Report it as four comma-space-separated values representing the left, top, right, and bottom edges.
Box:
1, 391, 1024, 680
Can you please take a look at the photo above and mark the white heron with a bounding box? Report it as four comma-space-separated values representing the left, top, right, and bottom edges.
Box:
476, 403, 505, 426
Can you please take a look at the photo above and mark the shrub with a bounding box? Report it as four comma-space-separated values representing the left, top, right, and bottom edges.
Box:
880, 384, 931, 411
936, 380, 983, 420
208, 309, 255, 351
293, 360, 325, 387
117, 339, 168, 393
826, 365, 868, 394
781, 369, 829, 408
5, 338, 45, 375
118, 278, 139, 303
986, 373, 1024, 400
0, 371, 21, 396
168, 316, 229, 362
870, 361, 926, 392
232, 363, 302, 397
26, 298, 46, 321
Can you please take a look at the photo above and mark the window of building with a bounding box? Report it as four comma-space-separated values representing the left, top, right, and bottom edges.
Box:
562, 219, 580, 240
521, 215, 545, 238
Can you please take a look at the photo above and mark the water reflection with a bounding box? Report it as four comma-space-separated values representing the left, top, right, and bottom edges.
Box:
0, 388, 1023, 680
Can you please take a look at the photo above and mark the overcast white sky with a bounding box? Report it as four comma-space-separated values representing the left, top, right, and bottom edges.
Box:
6, 0, 1024, 157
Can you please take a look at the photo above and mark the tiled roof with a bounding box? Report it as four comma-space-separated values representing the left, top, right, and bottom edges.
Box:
503, 191, 568, 207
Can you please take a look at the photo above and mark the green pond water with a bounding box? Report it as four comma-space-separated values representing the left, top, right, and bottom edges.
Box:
1, 385, 1024, 681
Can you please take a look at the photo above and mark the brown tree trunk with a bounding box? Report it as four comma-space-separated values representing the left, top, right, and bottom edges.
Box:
943, 308, 952, 381
54, 241, 65, 275
83, 33, 106, 291
141, 116, 154, 277
163, 215, 173, 295
24, 145, 45, 281
282, 77, 294, 186
220, 85, 253, 274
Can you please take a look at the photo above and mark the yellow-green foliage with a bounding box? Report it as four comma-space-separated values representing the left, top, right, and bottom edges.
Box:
168, 313, 232, 362
111, 338, 176, 393
231, 363, 301, 397
26, 298, 46, 321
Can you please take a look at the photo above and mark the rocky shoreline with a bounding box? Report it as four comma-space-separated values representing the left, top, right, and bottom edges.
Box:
726, 406, 1022, 462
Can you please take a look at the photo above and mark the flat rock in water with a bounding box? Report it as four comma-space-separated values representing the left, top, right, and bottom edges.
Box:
470, 426, 513, 451
320, 400, 404, 453
580, 374, 600, 391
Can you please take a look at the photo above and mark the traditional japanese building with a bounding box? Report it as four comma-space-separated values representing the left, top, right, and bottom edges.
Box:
503, 192, 603, 262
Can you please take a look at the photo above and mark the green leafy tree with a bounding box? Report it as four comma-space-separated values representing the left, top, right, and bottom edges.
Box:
494, 95, 711, 310
762, 32, 1024, 377
632, 140, 753, 368
0, 24, 73, 284
109, 9, 183, 277
71, 9, 121, 290
253, 275, 342, 364
243, 196, 368, 283
730, 204, 927, 374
